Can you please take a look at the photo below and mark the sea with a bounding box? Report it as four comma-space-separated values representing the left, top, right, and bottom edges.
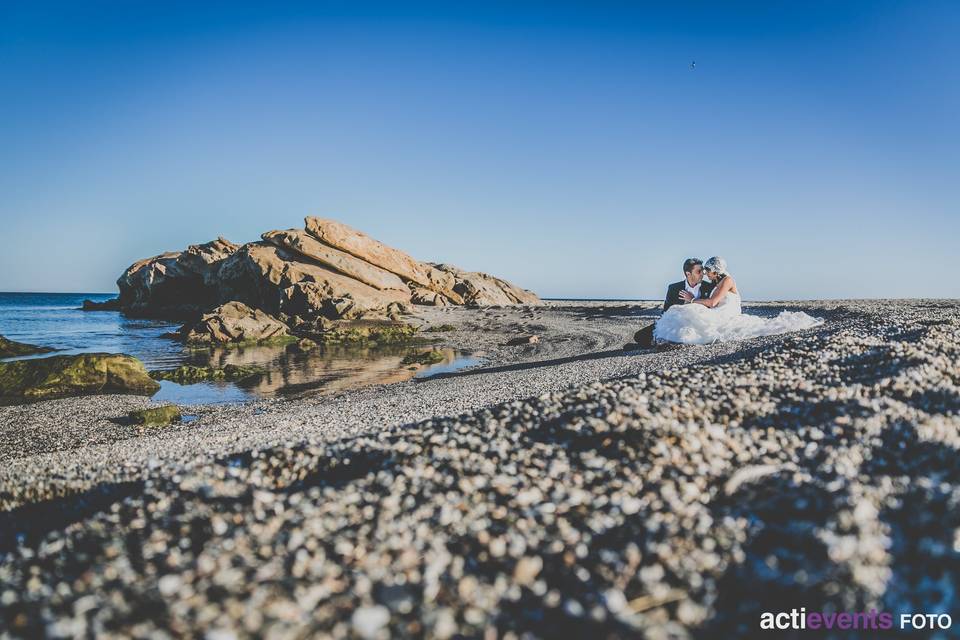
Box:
0, 292, 477, 405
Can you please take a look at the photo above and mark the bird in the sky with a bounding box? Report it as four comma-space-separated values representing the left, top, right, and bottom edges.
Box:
690, 60, 696, 70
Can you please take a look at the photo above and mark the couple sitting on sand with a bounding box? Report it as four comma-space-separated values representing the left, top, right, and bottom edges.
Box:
635, 256, 822, 346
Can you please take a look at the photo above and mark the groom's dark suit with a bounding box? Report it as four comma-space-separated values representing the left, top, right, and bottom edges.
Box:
635, 279, 717, 348
663, 280, 716, 312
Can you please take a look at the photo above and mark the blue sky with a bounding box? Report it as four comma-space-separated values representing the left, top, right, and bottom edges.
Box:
1, 1, 957, 299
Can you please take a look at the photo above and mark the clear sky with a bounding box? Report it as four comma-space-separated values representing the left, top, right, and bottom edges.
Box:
1, 1, 957, 299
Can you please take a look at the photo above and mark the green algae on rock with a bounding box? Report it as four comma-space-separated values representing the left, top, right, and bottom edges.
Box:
0, 353, 160, 401
150, 364, 267, 385
313, 321, 422, 346
0, 335, 54, 358
128, 405, 181, 426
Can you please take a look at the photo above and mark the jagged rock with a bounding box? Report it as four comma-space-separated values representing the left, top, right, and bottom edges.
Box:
305, 217, 437, 288
0, 335, 53, 358
81, 298, 121, 311
262, 229, 408, 292
179, 301, 292, 345
410, 286, 449, 306
0, 353, 160, 400
431, 263, 540, 306
218, 243, 409, 320
117, 237, 240, 317
114, 217, 539, 321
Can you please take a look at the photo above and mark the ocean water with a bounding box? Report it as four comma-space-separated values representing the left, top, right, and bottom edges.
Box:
0, 292, 477, 405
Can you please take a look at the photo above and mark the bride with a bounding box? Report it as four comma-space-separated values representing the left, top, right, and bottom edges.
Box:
653, 256, 822, 345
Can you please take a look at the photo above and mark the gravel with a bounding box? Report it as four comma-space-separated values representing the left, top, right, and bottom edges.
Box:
1, 298, 957, 638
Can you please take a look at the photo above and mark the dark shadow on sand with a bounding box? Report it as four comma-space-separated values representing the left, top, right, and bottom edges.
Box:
0, 481, 144, 553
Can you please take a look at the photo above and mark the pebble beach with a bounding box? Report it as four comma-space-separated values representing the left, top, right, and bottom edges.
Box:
1, 299, 958, 638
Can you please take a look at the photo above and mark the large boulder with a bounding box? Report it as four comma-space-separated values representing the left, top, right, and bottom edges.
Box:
114, 216, 539, 321
0, 353, 160, 401
117, 237, 240, 318
0, 335, 54, 358
178, 301, 292, 345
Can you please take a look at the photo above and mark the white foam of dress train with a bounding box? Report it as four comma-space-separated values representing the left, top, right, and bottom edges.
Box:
653, 292, 822, 345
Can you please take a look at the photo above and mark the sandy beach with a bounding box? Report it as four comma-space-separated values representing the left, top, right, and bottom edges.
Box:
2, 298, 957, 637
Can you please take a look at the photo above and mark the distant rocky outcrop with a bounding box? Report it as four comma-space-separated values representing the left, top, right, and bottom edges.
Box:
0, 353, 160, 401
81, 298, 121, 311
116, 217, 538, 321
0, 335, 54, 358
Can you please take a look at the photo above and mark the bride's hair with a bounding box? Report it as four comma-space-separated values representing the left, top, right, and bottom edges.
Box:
704, 256, 728, 275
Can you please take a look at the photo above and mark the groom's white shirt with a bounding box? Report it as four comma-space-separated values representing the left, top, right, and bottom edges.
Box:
684, 281, 702, 300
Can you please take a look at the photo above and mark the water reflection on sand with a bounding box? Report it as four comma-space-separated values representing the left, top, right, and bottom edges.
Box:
152, 342, 478, 405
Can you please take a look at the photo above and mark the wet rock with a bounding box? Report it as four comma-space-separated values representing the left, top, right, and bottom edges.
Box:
0, 353, 159, 400
0, 335, 53, 358
309, 320, 422, 345
401, 351, 445, 366
149, 364, 267, 384
128, 405, 181, 426
80, 298, 121, 311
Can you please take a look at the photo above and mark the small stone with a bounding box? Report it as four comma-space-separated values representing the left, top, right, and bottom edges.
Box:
352, 605, 390, 640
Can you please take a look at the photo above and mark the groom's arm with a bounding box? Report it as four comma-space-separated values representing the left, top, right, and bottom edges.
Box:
663, 283, 680, 312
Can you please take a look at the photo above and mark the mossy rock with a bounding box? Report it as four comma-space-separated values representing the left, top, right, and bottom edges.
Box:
0, 335, 54, 358
150, 364, 267, 385
128, 405, 181, 426
185, 334, 297, 348
0, 353, 160, 401
401, 350, 445, 366
424, 324, 456, 333
315, 321, 422, 345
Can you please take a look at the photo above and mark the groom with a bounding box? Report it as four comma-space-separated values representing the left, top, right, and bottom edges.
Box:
634, 258, 716, 346
663, 257, 715, 311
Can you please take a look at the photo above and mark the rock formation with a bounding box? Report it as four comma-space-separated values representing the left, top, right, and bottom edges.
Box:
117, 237, 240, 318
178, 301, 293, 345
0, 353, 160, 400
0, 335, 54, 358
81, 298, 121, 311
116, 217, 538, 321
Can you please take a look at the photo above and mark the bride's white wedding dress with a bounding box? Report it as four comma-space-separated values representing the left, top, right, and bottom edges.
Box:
653, 289, 822, 345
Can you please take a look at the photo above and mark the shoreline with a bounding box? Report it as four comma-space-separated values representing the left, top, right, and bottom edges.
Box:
1, 299, 865, 510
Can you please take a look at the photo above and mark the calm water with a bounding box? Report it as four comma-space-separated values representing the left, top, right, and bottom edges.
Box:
0, 292, 478, 404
